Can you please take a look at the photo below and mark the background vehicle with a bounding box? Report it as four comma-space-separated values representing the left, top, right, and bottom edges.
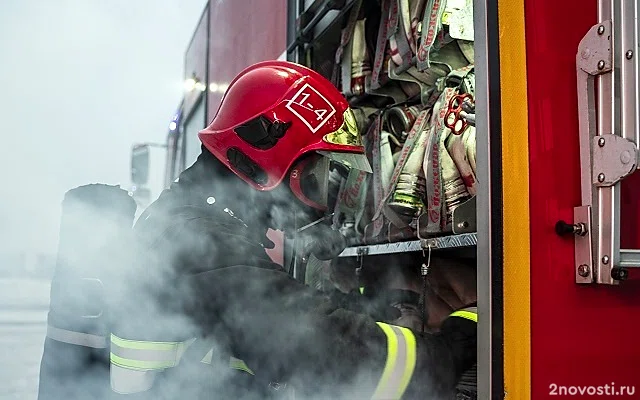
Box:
129, 1, 288, 263
129, 0, 640, 398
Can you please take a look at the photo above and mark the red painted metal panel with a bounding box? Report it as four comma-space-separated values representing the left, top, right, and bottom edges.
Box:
526, 1, 640, 398
183, 5, 209, 117
206, 0, 287, 123
202, 0, 286, 265
620, 175, 640, 251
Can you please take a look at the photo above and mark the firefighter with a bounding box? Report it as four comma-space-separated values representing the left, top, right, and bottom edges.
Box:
109, 60, 476, 399
354, 253, 479, 399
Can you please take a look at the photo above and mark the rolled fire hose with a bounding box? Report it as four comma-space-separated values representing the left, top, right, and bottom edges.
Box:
370, 110, 430, 232
333, 0, 364, 93
445, 132, 477, 196
441, 128, 472, 212
423, 87, 470, 233
384, 105, 426, 220
462, 128, 476, 176
349, 18, 370, 96
389, 0, 415, 71
387, 121, 431, 220
379, 131, 396, 190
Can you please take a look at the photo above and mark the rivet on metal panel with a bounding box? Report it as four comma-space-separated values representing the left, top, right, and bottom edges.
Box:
598, 137, 606, 147
598, 173, 605, 182
597, 25, 605, 35
581, 48, 591, 60
620, 150, 632, 164
602, 255, 610, 265
626, 50, 633, 59
578, 264, 590, 277
598, 60, 606, 70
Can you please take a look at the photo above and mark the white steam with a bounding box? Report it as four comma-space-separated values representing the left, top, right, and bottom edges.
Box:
0, 0, 206, 398
0, 2, 476, 398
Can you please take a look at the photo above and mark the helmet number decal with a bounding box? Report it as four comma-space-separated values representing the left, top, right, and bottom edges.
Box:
314, 109, 327, 121
285, 83, 336, 134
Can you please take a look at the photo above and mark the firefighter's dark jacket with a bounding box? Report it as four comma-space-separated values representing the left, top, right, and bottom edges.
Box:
108, 149, 477, 400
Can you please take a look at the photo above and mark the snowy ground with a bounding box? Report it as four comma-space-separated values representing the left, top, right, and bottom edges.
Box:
0, 279, 50, 399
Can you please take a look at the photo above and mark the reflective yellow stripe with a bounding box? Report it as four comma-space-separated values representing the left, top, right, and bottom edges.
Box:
110, 337, 257, 393
373, 323, 398, 398
111, 334, 187, 351
201, 348, 255, 375
229, 356, 255, 375
110, 334, 194, 371
111, 354, 176, 371
450, 307, 478, 323
398, 326, 416, 397
372, 322, 417, 399
499, 0, 531, 396
449, 310, 478, 322
359, 286, 365, 294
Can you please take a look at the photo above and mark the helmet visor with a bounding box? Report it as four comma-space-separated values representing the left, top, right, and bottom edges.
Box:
316, 151, 372, 173
322, 108, 362, 147
290, 154, 331, 211
320, 108, 372, 173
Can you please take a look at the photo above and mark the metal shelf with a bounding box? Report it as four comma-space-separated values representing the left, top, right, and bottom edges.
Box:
338, 232, 478, 257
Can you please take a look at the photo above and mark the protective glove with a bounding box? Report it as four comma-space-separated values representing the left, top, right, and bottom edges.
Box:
385, 290, 423, 332
328, 290, 402, 322
300, 224, 348, 261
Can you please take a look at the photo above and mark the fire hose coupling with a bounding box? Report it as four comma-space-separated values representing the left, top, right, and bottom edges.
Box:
387, 112, 431, 219
389, 173, 427, 217
386, 105, 421, 142
555, 220, 588, 237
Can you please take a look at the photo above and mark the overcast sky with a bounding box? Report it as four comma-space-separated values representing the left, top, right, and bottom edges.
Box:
0, 0, 207, 255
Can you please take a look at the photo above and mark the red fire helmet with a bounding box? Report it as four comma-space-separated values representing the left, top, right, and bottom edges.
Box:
198, 60, 371, 210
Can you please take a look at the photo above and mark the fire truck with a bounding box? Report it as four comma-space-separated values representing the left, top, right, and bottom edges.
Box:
128, 0, 640, 398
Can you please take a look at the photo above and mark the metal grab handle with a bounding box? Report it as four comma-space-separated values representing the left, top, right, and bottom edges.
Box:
573, 3, 640, 285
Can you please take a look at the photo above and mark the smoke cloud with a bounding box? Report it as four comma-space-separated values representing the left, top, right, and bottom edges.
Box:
0, 0, 206, 398
0, 2, 477, 399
